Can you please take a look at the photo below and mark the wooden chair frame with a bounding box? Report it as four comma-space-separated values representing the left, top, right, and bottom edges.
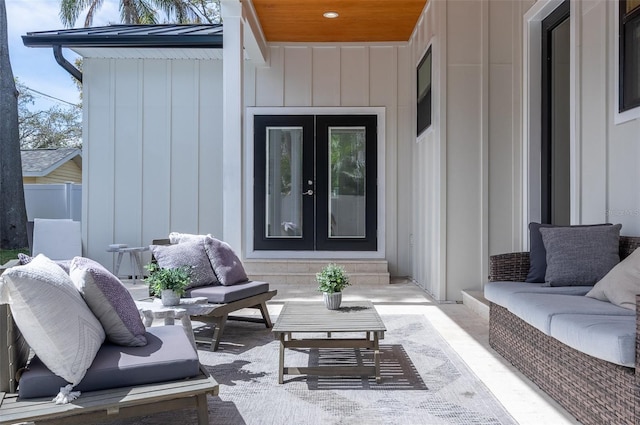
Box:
0, 261, 219, 425
151, 239, 277, 351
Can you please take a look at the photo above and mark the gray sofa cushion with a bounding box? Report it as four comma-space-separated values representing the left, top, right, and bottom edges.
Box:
187, 280, 269, 303
484, 281, 592, 309
539, 224, 621, 286
18, 325, 200, 399
549, 314, 635, 367
506, 293, 633, 334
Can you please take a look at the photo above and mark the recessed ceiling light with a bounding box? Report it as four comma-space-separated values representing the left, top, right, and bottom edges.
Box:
323, 11, 339, 19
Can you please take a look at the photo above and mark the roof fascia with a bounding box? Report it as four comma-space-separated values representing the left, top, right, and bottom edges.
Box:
241, 0, 268, 64
22, 33, 223, 49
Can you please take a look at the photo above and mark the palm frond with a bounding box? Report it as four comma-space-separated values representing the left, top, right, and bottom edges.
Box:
59, 0, 97, 28
134, 0, 158, 24
84, 0, 104, 27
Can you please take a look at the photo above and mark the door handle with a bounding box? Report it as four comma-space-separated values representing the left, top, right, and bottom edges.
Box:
302, 190, 314, 196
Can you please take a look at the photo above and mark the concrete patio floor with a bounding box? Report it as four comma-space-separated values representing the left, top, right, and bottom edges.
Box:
126, 278, 580, 425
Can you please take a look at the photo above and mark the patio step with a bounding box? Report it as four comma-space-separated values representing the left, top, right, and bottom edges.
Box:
244, 259, 390, 285
461, 290, 490, 320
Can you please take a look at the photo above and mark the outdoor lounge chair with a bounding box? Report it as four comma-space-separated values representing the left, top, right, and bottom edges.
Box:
151, 238, 277, 351
0, 259, 219, 425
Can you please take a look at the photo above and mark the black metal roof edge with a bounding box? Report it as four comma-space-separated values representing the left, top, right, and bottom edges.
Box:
22, 24, 223, 49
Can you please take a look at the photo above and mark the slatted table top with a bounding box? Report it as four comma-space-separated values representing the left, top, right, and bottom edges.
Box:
272, 301, 386, 335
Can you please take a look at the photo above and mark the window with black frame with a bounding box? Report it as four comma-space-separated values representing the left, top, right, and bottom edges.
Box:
417, 46, 432, 136
620, 0, 640, 112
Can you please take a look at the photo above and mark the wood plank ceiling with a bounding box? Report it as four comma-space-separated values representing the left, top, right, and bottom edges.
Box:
251, 0, 428, 43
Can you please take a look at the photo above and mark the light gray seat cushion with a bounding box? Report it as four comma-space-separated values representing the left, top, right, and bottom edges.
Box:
549, 314, 635, 367
506, 293, 634, 334
19, 325, 200, 399
186, 280, 269, 303
484, 281, 592, 309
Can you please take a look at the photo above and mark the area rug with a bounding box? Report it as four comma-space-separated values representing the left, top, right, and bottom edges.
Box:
101, 314, 516, 425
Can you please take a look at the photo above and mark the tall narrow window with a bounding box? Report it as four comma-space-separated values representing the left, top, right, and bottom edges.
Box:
620, 0, 640, 112
417, 46, 432, 135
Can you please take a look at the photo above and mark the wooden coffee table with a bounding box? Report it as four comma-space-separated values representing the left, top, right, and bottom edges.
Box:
272, 301, 386, 383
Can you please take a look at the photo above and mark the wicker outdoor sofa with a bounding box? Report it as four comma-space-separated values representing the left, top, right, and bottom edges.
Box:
487, 235, 640, 425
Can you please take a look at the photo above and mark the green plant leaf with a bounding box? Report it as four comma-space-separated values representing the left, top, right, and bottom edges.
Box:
316, 263, 350, 294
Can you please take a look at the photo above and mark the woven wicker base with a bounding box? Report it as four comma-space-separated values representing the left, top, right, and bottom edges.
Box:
489, 303, 636, 425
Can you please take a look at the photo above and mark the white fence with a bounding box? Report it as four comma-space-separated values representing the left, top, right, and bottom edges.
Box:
24, 183, 82, 221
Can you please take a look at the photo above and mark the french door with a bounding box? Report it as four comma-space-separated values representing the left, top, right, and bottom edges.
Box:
253, 114, 377, 251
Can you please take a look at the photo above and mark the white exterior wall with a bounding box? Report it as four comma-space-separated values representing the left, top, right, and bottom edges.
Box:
578, 0, 640, 233
82, 58, 224, 273
408, 0, 530, 301
75, 0, 640, 298
244, 44, 412, 277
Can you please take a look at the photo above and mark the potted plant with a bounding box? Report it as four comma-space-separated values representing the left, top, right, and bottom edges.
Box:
316, 263, 350, 310
144, 263, 191, 306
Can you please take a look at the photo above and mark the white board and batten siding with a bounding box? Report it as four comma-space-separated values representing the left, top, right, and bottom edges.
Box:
82, 58, 224, 273
407, 0, 532, 300
245, 43, 410, 277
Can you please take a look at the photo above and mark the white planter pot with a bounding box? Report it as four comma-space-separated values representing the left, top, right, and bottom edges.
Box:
161, 289, 180, 306
323, 292, 342, 310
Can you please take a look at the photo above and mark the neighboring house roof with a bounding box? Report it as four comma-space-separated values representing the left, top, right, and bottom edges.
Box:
21, 148, 82, 178
22, 24, 223, 48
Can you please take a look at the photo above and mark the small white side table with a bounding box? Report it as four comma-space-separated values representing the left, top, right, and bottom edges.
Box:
107, 244, 149, 284
135, 297, 213, 350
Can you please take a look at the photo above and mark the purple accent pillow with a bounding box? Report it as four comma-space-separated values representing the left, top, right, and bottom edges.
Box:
70, 257, 147, 347
203, 236, 249, 286
150, 240, 218, 288
17, 252, 32, 265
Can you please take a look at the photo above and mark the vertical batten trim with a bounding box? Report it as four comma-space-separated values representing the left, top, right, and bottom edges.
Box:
222, 1, 244, 252
166, 60, 173, 230
570, 0, 582, 224
480, 0, 490, 287
512, 0, 524, 252
194, 61, 201, 231
137, 59, 144, 244
436, 0, 448, 301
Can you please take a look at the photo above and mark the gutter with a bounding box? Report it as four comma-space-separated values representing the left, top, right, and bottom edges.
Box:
53, 45, 82, 83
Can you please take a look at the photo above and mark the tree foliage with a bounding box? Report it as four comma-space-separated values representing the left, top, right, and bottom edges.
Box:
17, 80, 82, 149
59, 0, 221, 28
0, 0, 28, 249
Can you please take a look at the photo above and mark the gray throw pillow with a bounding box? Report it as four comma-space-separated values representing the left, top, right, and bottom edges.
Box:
203, 236, 249, 286
540, 224, 622, 286
525, 222, 613, 283
150, 240, 218, 287
70, 257, 147, 346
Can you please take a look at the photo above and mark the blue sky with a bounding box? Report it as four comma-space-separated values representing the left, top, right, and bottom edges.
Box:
6, 0, 119, 109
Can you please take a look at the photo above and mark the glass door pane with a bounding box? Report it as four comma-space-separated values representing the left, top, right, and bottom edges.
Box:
328, 127, 366, 238
316, 115, 377, 251
254, 115, 314, 251
266, 127, 303, 238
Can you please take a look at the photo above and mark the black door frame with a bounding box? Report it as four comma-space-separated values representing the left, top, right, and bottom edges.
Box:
253, 114, 377, 252
541, 0, 570, 224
